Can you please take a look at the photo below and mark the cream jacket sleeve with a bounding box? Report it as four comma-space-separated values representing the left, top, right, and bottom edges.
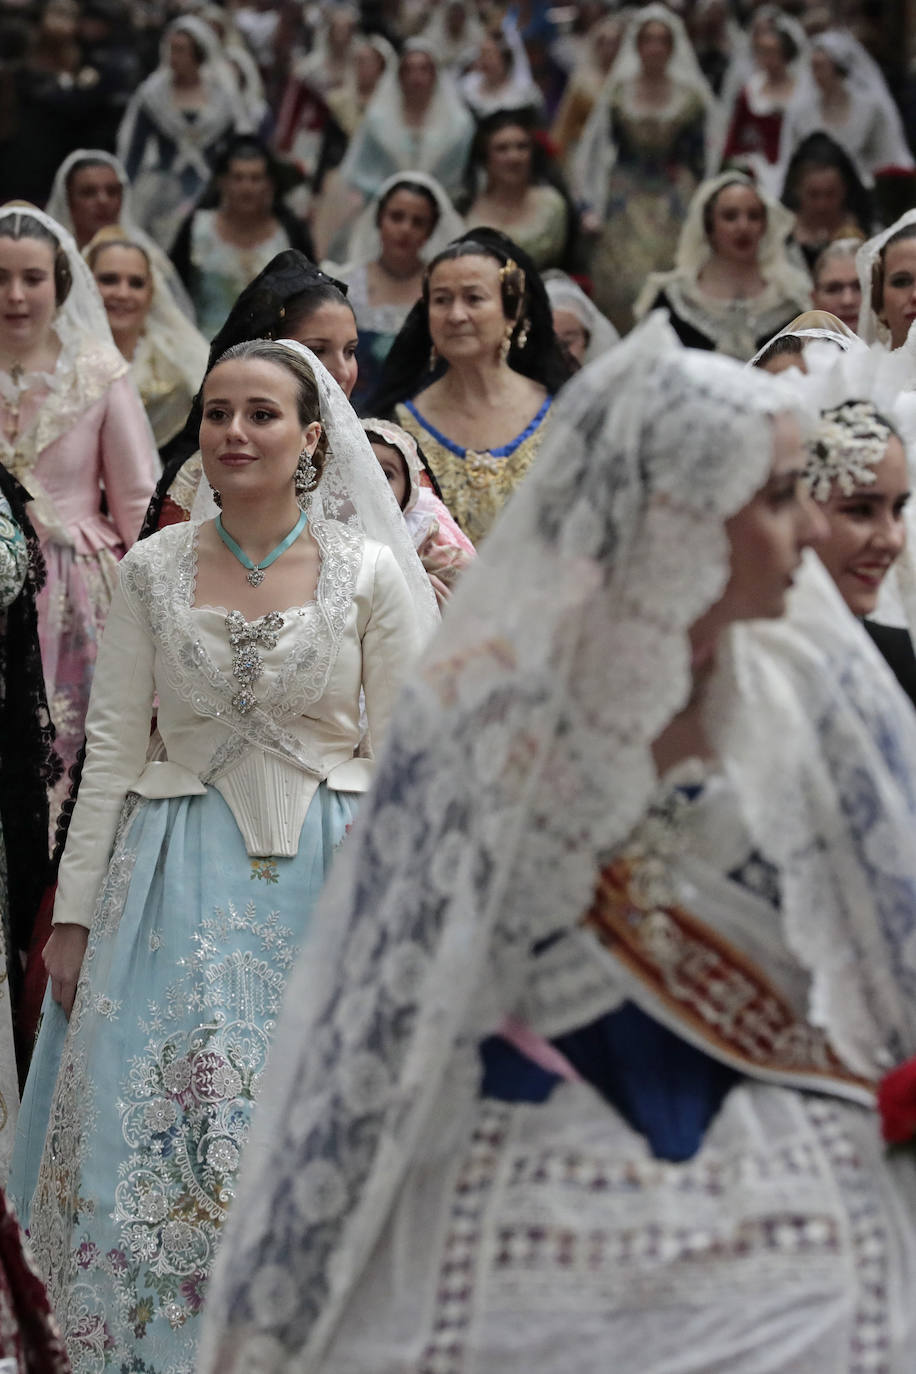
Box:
52, 577, 156, 929
359, 542, 423, 752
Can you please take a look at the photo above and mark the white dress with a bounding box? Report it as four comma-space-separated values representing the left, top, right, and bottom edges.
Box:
11, 517, 421, 1373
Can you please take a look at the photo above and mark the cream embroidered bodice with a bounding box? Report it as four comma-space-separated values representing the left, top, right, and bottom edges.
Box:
53, 518, 421, 929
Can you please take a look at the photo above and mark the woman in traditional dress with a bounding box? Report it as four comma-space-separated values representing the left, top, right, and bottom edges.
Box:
331, 174, 463, 414
86, 228, 209, 451
856, 210, 916, 356
459, 21, 544, 119
370, 228, 571, 545
462, 109, 577, 275
780, 31, 914, 191
575, 3, 713, 333
170, 135, 313, 340
0, 205, 158, 816
635, 172, 811, 360
44, 148, 192, 315
338, 41, 475, 204
418, 0, 482, 77
781, 132, 871, 276
200, 310, 916, 1374
144, 251, 359, 533
11, 338, 436, 1373
116, 16, 240, 250
719, 7, 804, 194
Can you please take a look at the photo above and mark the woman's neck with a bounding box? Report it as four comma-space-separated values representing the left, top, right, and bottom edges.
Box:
699, 255, 766, 298
435, 357, 519, 408
111, 324, 142, 363
376, 251, 423, 282
217, 206, 275, 242
216, 494, 305, 564
482, 180, 530, 209
172, 70, 201, 91
403, 92, 432, 123
821, 84, 850, 117
0, 333, 61, 376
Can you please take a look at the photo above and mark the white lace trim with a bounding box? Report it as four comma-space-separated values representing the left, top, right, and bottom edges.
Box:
120, 518, 364, 778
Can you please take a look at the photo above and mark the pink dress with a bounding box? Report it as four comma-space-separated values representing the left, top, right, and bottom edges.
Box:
0, 341, 158, 821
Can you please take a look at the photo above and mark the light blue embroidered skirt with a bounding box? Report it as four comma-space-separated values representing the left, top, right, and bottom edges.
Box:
11, 781, 356, 1374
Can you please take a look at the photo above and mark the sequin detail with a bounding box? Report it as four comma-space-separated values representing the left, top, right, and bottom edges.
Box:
226, 611, 283, 715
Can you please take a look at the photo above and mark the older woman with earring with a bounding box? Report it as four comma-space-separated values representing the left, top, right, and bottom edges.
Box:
11, 338, 434, 1374
370, 228, 571, 545
635, 172, 811, 360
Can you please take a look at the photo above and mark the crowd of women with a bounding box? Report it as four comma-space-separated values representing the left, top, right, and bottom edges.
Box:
1, 0, 916, 1370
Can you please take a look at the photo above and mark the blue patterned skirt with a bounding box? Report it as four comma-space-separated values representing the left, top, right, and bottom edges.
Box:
11, 782, 356, 1374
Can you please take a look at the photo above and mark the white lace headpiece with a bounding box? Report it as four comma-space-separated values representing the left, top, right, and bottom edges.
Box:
780, 338, 916, 636
805, 400, 891, 501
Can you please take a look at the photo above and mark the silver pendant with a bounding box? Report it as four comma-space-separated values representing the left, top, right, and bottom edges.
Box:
246, 568, 265, 587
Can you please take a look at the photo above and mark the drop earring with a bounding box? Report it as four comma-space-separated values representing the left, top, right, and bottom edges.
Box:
429, 343, 439, 372
210, 484, 222, 509
295, 447, 318, 511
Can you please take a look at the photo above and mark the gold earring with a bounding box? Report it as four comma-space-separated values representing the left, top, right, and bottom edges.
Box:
499, 325, 513, 363
429, 343, 439, 372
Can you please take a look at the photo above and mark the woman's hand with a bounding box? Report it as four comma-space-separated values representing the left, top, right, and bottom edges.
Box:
43, 923, 89, 1020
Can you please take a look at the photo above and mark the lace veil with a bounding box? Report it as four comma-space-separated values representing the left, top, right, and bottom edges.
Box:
192, 339, 438, 640
199, 312, 916, 1369
329, 171, 465, 271
83, 226, 210, 447
0, 203, 116, 358
856, 209, 916, 346
44, 150, 194, 315
543, 269, 620, 362
746, 308, 861, 367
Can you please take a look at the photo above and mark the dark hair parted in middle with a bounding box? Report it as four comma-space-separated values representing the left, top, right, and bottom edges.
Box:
367, 227, 573, 416
206, 338, 329, 483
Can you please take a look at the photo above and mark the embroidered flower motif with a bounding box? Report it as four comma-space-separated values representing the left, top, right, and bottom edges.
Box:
162, 1057, 192, 1095
75, 1239, 100, 1270
250, 857, 279, 885
180, 1271, 207, 1314
206, 1138, 240, 1174
144, 1099, 178, 1134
